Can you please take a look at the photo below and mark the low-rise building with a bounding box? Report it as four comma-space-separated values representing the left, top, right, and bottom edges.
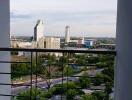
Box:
45, 37, 60, 49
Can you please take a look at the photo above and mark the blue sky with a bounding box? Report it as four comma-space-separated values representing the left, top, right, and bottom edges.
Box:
10, 0, 117, 37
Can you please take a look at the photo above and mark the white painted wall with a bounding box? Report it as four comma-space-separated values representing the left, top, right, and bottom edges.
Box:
0, 0, 11, 100
115, 0, 132, 99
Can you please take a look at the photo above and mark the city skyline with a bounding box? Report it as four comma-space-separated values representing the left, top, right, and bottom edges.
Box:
11, 0, 117, 37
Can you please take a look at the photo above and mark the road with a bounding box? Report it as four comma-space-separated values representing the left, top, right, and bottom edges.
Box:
11, 69, 103, 95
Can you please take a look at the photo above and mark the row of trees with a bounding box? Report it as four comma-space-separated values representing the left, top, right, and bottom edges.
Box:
11, 53, 78, 79
11, 53, 94, 79
12, 53, 114, 100
15, 81, 106, 100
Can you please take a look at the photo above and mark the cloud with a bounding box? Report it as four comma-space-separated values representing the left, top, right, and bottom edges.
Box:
11, 0, 117, 13
34, 10, 116, 26
10, 0, 117, 37
10, 11, 32, 19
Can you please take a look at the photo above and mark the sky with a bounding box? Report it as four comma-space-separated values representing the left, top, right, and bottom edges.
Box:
10, 0, 117, 37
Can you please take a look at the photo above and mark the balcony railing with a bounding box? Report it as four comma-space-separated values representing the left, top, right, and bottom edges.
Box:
0, 48, 116, 100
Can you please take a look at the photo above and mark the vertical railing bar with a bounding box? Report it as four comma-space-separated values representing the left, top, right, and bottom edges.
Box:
66, 52, 69, 100
35, 52, 38, 100
49, 55, 51, 92
61, 52, 64, 100
30, 52, 33, 100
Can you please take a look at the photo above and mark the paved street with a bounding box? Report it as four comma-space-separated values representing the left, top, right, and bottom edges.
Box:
11, 69, 103, 95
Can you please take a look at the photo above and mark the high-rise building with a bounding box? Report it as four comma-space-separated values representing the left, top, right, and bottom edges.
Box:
65, 26, 70, 43
34, 20, 44, 41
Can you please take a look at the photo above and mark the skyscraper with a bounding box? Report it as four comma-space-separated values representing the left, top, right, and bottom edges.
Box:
65, 26, 70, 43
34, 20, 44, 41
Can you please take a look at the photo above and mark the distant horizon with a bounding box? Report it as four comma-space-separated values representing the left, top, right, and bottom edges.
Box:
11, 34, 116, 38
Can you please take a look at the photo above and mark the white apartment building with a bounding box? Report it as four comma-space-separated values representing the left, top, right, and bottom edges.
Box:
34, 20, 44, 42
35, 37, 45, 49
45, 37, 60, 49
11, 39, 32, 48
31, 36, 60, 50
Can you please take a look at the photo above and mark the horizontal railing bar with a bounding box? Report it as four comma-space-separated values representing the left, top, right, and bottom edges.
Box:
0, 48, 116, 55
0, 72, 31, 76
0, 94, 30, 97
0, 61, 31, 64
0, 72, 102, 76
11, 72, 31, 75
0, 72, 11, 74
0, 61, 30, 63
0, 94, 16, 97
0, 72, 30, 75
0, 73, 102, 78
0, 83, 31, 87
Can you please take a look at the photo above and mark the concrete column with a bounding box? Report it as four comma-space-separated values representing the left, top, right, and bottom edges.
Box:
0, 0, 11, 100
115, 0, 132, 100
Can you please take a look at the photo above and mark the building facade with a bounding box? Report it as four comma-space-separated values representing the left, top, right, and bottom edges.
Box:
65, 26, 70, 43
34, 20, 44, 41
45, 37, 60, 49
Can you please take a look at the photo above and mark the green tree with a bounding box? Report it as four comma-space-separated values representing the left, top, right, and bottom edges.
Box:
92, 73, 104, 86
76, 54, 86, 65
63, 65, 74, 76
102, 67, 114, 80
79, 74, 91, 88
92, 91, 105, 100
96, 62, 107, 68
67, 89, 79, 100
104, 82, 113, 100
81, 94, 97, 100
16, 88, 47, 100
11, 63, 30, 79
59, 56, 68, 65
